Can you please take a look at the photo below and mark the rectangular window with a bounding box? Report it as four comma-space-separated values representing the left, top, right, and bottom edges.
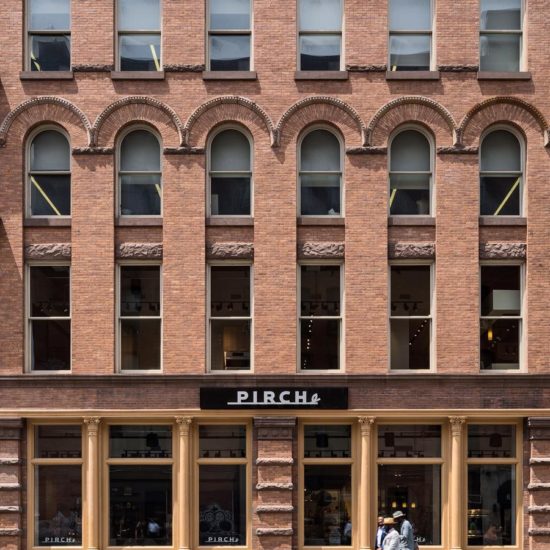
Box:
208, 0, 252, 71
197, 425, 249, 546
119, 265, 162, 371
480, 0, 522, 72
27, 0, 71, 71
117, 0, 162, 71
299, 264, 342, 370
28, 265, 71, 371
31, 424, 83, 547
298, 0, 343, 71
209, 265, 252, 371
390, 264, 432, 370
388, 0, 432, 71
301, 424, 353, 546
467, 424, 519, 546
480, 265, 521, 370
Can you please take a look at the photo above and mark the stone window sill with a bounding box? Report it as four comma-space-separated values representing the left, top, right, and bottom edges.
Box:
477, 71, 532, 80
294, 71, 348, 80
111, 71, 165, 80
298, 217, 345, 226
202, 71, 257, 80
389, 216, 435, 226
479, 216, 527, 226
386, 71, 440, 80
24, 218, 71, 227
20, 71, 74, 80
116, 217, 163, 227
207, 217, 254, 226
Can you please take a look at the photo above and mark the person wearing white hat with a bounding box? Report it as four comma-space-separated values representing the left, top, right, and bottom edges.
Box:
382, 517, 400, 550
392, 511, 415, 550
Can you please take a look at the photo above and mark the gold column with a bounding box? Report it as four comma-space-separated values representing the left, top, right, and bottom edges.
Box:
359, 417, 375, 550
84, 417, 100, 550
449, 416, 466, 550
176, 417, 192, 550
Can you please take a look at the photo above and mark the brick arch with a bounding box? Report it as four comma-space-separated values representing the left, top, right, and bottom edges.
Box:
459, 97, 549, 147
93, 96, 183, 148
184, 96, 274, 147
367, 97, 456, 147
275, 96, 366, 147
0, 97, 91, 147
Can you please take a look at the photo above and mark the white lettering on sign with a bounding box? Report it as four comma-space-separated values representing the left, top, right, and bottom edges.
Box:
42, 537, 77, 544
228, 390, 321, 406
206, 536, 240, 543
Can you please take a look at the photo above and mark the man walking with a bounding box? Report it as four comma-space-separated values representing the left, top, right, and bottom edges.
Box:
375, 515, 387, 550
382, 518, 400, 550
392, 511, 415, 550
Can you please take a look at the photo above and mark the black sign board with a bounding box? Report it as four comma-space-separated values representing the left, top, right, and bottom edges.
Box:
200, 387, 348, 410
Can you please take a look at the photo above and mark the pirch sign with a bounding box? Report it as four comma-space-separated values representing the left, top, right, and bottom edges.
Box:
200, 388, 348, 409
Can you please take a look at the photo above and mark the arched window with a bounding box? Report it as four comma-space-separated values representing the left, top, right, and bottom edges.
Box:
119, 129, 161, 216
209, 129, 252, 216
299, 129, 342, 216
28, 129, 71, 217
389, 129, 432, 216
480, 129, 522, 216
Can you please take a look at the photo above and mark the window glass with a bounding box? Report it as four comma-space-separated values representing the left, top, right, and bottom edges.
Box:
389, 0, 431, 30
481, 131, 521, 172
301, 265, 340, 316
121, 131, 161, 172
480, 35, 520, 72
119, 35, 161, 71
109, 426, 172, 458
468, 425, 516, 458
378, 425, 441, 458
301, 130, 340, 172
304, 425, 351, 458
118, 0, 161, 30
30, 35, 71, 72
480, 0, 521, 30
209, 35, 250, 71
389, 35, 430, 71
300, 35, 341, 71
31, 131, 70, 172
481, 266, 520, 317
35, 425, 81, 458
199, 425, 246, 458
391, 266, 430, 317
299, 0, 342, 31
120, 266, 161, 316
211, 177, 251, 216
211, 130, 250, 172
211, 266, 250, 317
480, 319, 520, 370
210, 0, 250, 30
391, 131, 430, 172
29, 0, 70, 30
30, 266, 70, 318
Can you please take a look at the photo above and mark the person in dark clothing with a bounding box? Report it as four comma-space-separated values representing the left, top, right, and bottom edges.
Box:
375, 515, 388, 550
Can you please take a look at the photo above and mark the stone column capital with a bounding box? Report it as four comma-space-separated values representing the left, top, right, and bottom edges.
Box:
83, 417, 101, 436
449, 416, 466, 436
175, 416, 192, 436
358, 416, 376, 436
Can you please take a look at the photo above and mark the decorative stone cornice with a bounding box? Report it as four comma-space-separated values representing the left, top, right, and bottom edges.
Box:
528, 483, 550, 491
346, 146, 387, 155
163, 146, 205, 155
438, 64, 479, 72
0, 528, 21, 536
299, 241, 345, 259
0, 458, 20, 465
164, 64, 205, 73
529, 506, 550, 514
256, 457, 294, 465
529, 528, 550, 536
207, 242, 254, 259
358, 417, 375, 436
449, 416, 466, 436
73, 146, 114, 155
0, 506, 21, 513
256, 528, 293, 536
0, 483, 21, 491
256, 482, 293, 491
256, 505, 294, 513
72, 64, 113, 72
437, 146, 478, 154
25, 243, 71, 260
176, 417, 192, 436
479, 242, 526, 259
117, 243, 163, 260
254, 417, 296, 440
389, 242, 435, 259
83, 417, 100, 436
346, 64, 387, 72
530, 458, 550, 465
529, 417, 550, 440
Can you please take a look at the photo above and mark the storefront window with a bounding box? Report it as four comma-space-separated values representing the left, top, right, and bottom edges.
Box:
304, 425, 351, 458
378, 425, 441, 458
110, 425, 172, 458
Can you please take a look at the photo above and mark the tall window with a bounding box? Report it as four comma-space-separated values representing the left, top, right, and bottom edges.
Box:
377, 425, 442, 545
298, 0, 343, 71
467, 424, 519, 546
390, 265, 432, 370
480, 265, 521, 370
389, 129, 432, 216
27, 0, 71, 71
117, 0, 162, 71
31, 424, 83, 546
28, 129, 71, 217
209, 129, 252, 216
209, 265, 252, 371
388, 0, 432, 71
480, 0, 522, 72
299, 129, 342, 216
208, 0, 251, 71
28, 265, 71, 371
480, 130, 522, 216
197, 425, 249, 546
299, 264, 342, 370
301, 424, 353, 546
119, 129, 162, 216
119, 265, 162, 371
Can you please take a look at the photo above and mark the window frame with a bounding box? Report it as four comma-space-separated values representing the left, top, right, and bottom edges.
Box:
297, 125, 345, 218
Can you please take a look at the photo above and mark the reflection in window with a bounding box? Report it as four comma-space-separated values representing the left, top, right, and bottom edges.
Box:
199, 425, 246, 458
109, 426, 172, 458
35, 425, 81, 459
378, 425, 441, 458
468, 425, 515, 459
304, 425, 351, 458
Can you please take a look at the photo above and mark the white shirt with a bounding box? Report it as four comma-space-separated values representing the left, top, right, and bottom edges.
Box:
383, 528, 400, 550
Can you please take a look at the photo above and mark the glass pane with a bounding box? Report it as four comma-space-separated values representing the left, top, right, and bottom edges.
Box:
301, 265, 341, 316
301, 174, 341, 216
109, 465, 172, 546
389, 34, 430, 71
390, 130, 430, 172
468, 465, 515, 546
120, 319, 161, 370
120, 174, 161, 215
481, 266, 521, 317
480, 34, 520, 72
118, 0, 160, 30
300, 34, 341, 71
210, 0, 250, 30
199, 425, 246, 458
211, 177, 251, 215
210, 266, 250, 317
31, 266, 70, 318
389, 0, 431, 30
391, 266, 430, 316
378, 465, 441, 545
480, 0, 521, 30
480, 319, 520, 370
211, 130, 250, 172
299, 0, 342, 31
31, 320, 71, 371
391, 318, 431, 370
31, 131, 70, 171
210, 320, 251, 371
30, 35, 70, 71
389, 174, 430, 215
121, 130, 161, 171
480, 176, 521, 216
120, 34, 161, 71
301, 319, 340, 370
377, 425, 441, 458
304, 425, 351, 458
29, 0, 70, 30
304, 465, 352, 546
199, 465, 246, 546
301, 130, 340, 171
30, 175, 71, 216
481, 131, 521, 172
35, 465, 81, 547
109, 426, 172, 458
468, 425, 516, 458
209, 35, 250, 71
120, 266, 161, 317
35, 426, 81, 459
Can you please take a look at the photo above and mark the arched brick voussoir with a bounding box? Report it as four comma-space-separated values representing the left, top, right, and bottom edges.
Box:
185, 96, 274, 148
93, 97, 184, 148
0, 97, 91, 147
276, 97, 366, 147
367, 97, 457, 147
459, 97, 549, 148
